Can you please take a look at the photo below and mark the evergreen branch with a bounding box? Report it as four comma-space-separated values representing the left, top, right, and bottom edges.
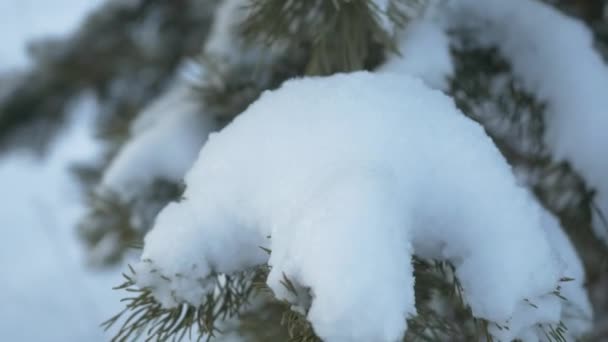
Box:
240, 0, 395, 75
0, 0, 217, 153
406, 257, 493, 341
591, 199, 608, 233
78, 180, 183, 266
77, 179, 184, 266
449, 32, 608, 339
280, 304, 321, 342
103, 266, 264, 342
107, 256, 572, 342
78, 190, 138, 266
192, 46, 308, 126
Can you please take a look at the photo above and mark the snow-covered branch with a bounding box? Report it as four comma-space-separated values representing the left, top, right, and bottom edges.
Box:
134, 72, 589, 341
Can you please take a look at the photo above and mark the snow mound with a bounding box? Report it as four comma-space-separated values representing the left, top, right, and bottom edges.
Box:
136, 72, 577, 341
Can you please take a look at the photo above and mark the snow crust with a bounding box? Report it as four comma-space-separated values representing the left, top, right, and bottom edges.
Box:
136, 72, 575, 341
100, 83, 215, 202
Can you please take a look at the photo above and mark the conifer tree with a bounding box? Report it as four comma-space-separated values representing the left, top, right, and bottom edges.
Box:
2, 0, 608, 341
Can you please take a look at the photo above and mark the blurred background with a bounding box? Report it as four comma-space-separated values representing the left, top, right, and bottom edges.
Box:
0, 1, 120, 341
0, 0, 225, 338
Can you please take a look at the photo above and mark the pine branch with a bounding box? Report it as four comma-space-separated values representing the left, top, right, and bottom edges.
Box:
109, 255, 567, 342
448, 29, 603, 341
0, 0, 217, 153
406, 258, 492, 341
280, 306, 320, 342
193, 46, 308, 126
103, 266, 264, 342
240, 0, 397, 75
78, 180, 184, 266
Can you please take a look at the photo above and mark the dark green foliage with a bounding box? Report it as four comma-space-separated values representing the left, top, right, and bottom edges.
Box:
448, 27, 608, 340
105, 254, 577, 342
1, 3, 215, 272
406, 258, 491, 341
78, 190, 138, 266
279, 307, 320, 342
103, 266, 263, 342
241, 0, 396, 75
0, 0, 218, 153
448, 27, 595, 239
193, 46, 309, 126
78, 180, 184, 265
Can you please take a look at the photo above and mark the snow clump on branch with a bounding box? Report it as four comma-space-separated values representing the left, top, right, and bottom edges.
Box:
134, 72, 587, 341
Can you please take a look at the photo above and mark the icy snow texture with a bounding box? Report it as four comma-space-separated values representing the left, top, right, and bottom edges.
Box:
443, 0, 608, 241
136, 72, 573, 341
100, 83, 215, 202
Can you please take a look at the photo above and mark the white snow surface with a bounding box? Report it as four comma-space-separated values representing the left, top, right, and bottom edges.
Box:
135, 72, 580, 341
100, 82, 215, 202
442, 0, 608, 241
0, 93, 123, 341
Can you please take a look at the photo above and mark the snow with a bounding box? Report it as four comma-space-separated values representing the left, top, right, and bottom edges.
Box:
379, 14, 453, 90
203, 0, 250, 64
539, 211, 593, 338
1, 0, 596, 340
100, 82, 216, 202
0, 93, 123, 341
381, 0, 608, 243
0, 1, 127, 340
443, 0, 608, 242
135, 72, 576, 341
373, 0, 393, 35
200, 0, 284, 85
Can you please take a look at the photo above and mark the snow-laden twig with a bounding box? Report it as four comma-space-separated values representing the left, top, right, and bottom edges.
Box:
100, 83, 214, 203
133, 72, 580, 341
